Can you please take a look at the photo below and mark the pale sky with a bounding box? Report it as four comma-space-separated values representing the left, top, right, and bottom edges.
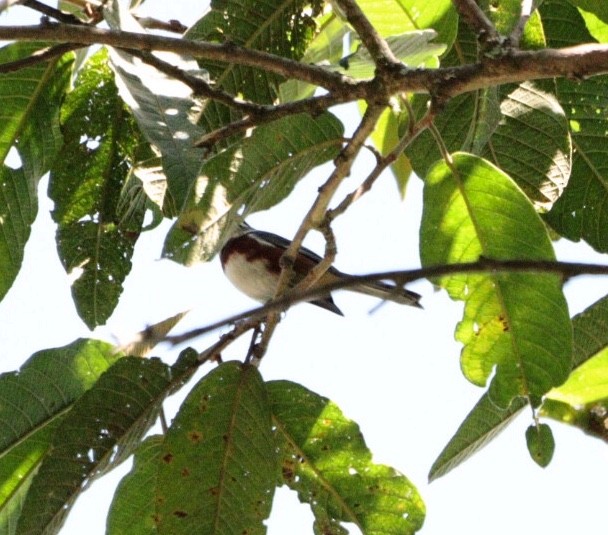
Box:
1, 2, 608, 534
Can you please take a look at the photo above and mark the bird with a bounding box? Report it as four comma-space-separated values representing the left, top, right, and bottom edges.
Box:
220, 222, 422, 315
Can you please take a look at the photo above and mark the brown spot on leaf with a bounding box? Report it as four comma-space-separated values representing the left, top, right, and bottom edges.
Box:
188, 430, 202, 442
173, 510, 188, 518
162, 453, 173, 464
181, 468, 190, 477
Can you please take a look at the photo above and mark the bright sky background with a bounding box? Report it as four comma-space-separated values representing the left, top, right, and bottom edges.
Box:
2, 2, 608, 534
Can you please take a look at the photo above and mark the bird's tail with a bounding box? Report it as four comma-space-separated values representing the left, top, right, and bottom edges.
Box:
349, 280, 422, 308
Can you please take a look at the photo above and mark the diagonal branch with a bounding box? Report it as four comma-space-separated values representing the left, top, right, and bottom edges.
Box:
327, 103, 437, 221
332, 0, 399, 66
451, 0, 500, 46
509, 0, 535, 48
0, 42, 81, 72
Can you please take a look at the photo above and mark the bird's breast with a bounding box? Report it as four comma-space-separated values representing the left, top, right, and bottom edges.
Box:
221, 235, 282, 302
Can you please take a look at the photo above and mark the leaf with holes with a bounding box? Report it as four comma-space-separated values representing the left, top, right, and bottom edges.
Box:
49, 49, 150, 327
269, 380, 425, 535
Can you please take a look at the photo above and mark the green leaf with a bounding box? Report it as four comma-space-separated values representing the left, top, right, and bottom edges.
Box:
187, 0, 321, 150
0, 41, 69, 168
188, 0, 320, 101
367, 103, 413, 196
355, 0, 457, 49
428, 395, 526, 481
540, 1, 608, 252
482, 82, 571, 209
420, 153, 571, 407
548, 348, 608, 407
156, 362, 275, 535
0, 339, 123, 530
163, 112, 344, 264
338, 31, 445, 78
0, 167, 36, 302
279, 13, 348, 102
0, 424, 58, 535
545, 294, 608, 405
407, 81, 570, 210
269, 380, 425, 535
107, 435, 163, 535
0, 43, 72, 302
16, 357, 172, 535
525, 423, 555, 467
49, 49, 149, 328
430, 292, 608, 480
106, 1, 206, 212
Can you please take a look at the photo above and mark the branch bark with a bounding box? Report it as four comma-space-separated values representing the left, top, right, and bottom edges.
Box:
166, 259, 608, 346
2, 24, 608, 107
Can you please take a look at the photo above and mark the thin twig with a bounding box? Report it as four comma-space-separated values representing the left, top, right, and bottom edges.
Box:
134, 16, 187, 34
165, 259, 608, 347
246, 105, 386, 361
451, 0, 500, 47
194, 93, 345, 148
21, 0, 83, 24
0, 42, 81, 73
333, 0, 399, 66
327, 104, 436, 221
509, 0, 535, 48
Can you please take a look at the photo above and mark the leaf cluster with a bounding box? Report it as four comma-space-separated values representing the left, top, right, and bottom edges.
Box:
1, 0, 608, 533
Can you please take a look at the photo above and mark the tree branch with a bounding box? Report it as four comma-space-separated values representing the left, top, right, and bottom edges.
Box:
194, 93, 346, 148
451, 0, 500, 47
509, 0, 535, 47
333, 0, 399, 66
327, 103, 436, 221
165, 259, 608, 347
3, 23, 608, 108
0, 42, 81, 72
0, 23, 352, 92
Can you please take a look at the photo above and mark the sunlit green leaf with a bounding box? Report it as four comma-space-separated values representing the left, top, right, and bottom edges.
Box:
420, 153, 571, 407
163, 112, 344, 264
0, 339, 123, 532
430, 293, 608, 480
270, 380, 425, 535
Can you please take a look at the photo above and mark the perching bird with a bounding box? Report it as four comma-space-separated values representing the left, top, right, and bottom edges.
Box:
220, 222, 422, 315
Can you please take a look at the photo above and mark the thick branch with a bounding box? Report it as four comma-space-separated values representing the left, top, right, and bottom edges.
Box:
0, 23, 352, 92
3, 23, 608, 105
395, 44, 608, 103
